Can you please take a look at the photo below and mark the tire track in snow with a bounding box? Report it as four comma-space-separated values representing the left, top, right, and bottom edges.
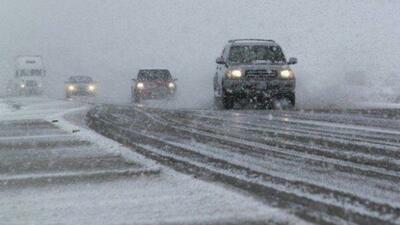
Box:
87, 105, 400, 225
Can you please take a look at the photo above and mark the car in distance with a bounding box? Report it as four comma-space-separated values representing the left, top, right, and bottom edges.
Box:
65, 76, 97, 98
213, 39, 297, 109
131, 69, 177, 103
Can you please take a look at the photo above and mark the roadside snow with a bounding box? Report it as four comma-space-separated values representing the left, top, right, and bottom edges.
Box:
356, 101, 400, 109
0, 99, 13, 115
0, 174, 306, 225
52, 107, 160, 172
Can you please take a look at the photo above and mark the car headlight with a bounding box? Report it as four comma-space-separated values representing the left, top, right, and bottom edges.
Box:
168, 82, 175, 89
88, 85, 96, 91
226, 69, 242, 79
136, 82, 144, 89
20, 84, 25, 88
280, 69, 294, 79
68, 85, 75, 91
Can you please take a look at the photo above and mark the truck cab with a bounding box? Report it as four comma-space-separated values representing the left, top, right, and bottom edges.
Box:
11, 56, 46, 96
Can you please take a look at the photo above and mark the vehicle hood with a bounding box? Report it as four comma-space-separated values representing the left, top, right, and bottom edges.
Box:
142, 80, 171, 86
66, 82, 94, 86
228, 64, 289, 71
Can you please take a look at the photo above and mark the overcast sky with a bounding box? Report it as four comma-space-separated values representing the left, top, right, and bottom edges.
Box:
1, 0, 399, 106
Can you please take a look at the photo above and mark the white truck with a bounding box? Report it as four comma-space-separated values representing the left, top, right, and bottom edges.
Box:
8, 55, 46, 96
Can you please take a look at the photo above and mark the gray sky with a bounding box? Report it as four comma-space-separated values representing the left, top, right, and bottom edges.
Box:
1, 0, 399, 106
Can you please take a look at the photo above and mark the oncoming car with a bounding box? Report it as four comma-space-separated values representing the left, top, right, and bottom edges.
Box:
131, 69, 177, 103
214, 39, 297, 109
65, 76, 97, 98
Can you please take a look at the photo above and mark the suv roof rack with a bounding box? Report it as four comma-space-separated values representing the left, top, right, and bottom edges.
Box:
228, 39, 275, 43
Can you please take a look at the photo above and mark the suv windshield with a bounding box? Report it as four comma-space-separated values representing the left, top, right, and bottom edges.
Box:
228, 45, 286, 64
69, 76, 93, 83
138, 70, 171, 81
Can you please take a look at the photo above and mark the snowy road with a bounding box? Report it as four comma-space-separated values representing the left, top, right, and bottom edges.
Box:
0, 97, 306, 225
87, 104, 400, 225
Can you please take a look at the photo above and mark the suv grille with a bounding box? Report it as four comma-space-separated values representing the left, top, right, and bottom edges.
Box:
245, 70, 277, 80
26, 80, 38, 87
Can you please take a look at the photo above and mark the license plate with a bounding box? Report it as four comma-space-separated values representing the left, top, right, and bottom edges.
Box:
257, 83, 268, 89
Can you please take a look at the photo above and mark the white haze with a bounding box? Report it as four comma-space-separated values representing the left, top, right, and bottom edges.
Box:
0, 0, 399, 108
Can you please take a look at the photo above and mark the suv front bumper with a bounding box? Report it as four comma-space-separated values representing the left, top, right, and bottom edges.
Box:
223, 79, 295, 97
134, 88, 176, 99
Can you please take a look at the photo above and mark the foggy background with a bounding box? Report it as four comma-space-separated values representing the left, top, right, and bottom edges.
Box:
1, 0, 399, 108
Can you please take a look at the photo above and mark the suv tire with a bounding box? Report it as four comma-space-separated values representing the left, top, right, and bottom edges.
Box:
134, 93, 141, 103
222, 93, 234, 109
273, 93, 295, 110
287, 92, 296, 108
214, 89, 234, 110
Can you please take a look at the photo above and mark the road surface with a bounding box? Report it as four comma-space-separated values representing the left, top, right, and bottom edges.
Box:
0, 97, 306, 225
87, 103, 400, 225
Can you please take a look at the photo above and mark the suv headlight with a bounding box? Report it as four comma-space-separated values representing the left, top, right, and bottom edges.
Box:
280, 69, 294, 79
226, 69, 243, 79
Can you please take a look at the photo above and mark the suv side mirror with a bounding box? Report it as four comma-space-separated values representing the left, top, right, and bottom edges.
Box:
132, 78, 137, 82
288, 57, 298, 65
216, 57, 226, 65
173, 78, 178, 82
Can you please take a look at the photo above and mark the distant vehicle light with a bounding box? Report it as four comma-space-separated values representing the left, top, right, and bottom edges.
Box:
88, 85, 96, 91
20, 84, 25, 88
168, 82, 175, 89
68, 85, 76, 91
137, 82, 144, 89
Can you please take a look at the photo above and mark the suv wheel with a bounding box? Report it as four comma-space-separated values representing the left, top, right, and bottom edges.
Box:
214, 96, 222, 109
133, 93, 141, 103
214, 90, 234, 110
287, 92, 296, 108
222, 95, 234, 109
274, 93, 295, 110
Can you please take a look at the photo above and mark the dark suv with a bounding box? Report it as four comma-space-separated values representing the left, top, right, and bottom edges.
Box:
131, 69, 177, 103
213, 39, 297, 109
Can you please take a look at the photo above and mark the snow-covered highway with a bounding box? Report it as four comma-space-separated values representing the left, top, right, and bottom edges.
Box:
0, 97, 305, 225
87, 103, 400, 225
